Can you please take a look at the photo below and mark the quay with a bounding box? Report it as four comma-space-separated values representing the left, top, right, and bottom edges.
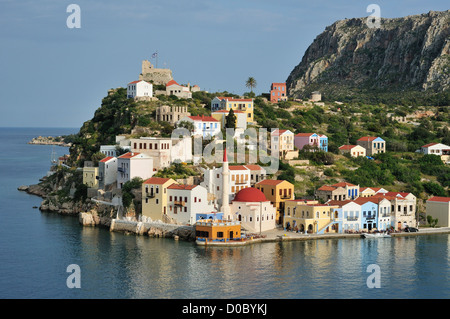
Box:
195, 226, 450, 247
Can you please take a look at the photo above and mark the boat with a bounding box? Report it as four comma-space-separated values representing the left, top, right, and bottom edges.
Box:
362, 232, 391, 238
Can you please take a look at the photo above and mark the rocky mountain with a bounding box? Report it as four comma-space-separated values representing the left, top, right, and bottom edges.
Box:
286, 10, 450, 101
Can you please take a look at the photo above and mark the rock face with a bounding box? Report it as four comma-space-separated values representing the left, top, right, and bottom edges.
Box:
286, 10, 450, 99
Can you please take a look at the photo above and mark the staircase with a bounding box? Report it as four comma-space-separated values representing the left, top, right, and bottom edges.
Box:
317, 219, 340, 235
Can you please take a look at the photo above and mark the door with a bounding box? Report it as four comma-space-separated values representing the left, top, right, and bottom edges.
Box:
229, 231, 234, 239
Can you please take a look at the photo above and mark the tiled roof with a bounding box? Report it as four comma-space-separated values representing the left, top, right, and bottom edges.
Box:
339, 145, 358, 150
228, 165, 249, 171
144, 177, 173, 185
317, 185, 336, 191
243, 164, 263, 170
421, 142, 439, 148
427, 196, 450, 203
256, 179, 285, 186
168, 184, 198, 190
118, 152, 141, 159
357, 136, 377, 141
166, 80, 180, 87
99, 156, 115, 163
216, 96, 253, 102
332, 182, 356, 187
295, 133, 314, 137
188, 115, 219, 122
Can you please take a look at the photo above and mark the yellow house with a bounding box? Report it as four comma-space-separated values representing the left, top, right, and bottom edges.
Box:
82, 166, 99, 189
283, 200, 340, 234
255, 179, 294, 224
142, 177, 177, 221
211, 97, 254, 124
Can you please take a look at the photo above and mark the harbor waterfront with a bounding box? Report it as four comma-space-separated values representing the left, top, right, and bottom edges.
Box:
2, 127, 450, 299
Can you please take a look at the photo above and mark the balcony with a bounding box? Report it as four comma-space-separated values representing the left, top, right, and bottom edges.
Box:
346, 217, 359, 221
280, 195, 292, 199
234, 180, 247, 185
365, 215, 376, 220
174, 201, 186, 207
146, 193, 155, 198
118, 167, 125, 173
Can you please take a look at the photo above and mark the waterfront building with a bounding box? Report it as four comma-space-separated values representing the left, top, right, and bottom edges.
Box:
339, 200, 362, 232
356, 136, 386, 156
283, 200, 340, 234
178, 115, 221, 138
372, 192, 417, 229
195, 219, 241, 241
98, 156, 117, 189
354, 197, 379, 232
270, 83, 288, 103
271, 129, 297, 159
426, 196, 450, 227
226, 187, 277, 233
316, 182, 359, 202
338, 145, 366, 157
255, 179, 294, 224
166, 184, 215, 225
117, 152, 154, 189
166, 80, 192, 99
141, 177, 177, 222
127, 80, 153, 99
295, 133, 328, 152
155, 105, 190, 125
211, 96, 254, 124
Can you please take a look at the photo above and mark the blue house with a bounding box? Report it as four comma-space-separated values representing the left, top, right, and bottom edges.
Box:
355, 197, 378, 231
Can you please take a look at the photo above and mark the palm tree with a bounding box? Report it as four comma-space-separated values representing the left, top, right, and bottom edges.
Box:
245, 77, 257, 93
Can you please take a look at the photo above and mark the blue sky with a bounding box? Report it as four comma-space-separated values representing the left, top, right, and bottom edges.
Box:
0, 0, 448, 128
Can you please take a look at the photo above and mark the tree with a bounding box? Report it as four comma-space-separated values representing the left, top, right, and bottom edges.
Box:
245, 77, 257, 93
176, 120, 195, 133
225, 109, 237, 129
427, 215, 438, 228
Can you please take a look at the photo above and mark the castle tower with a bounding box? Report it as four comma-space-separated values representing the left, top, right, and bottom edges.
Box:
221, 147, 231, 217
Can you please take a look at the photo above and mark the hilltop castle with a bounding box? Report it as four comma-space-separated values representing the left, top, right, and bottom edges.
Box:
138, 60, 173, 85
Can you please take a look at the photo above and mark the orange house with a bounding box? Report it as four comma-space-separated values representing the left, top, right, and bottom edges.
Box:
270, 83, 288, 103
195, 219, 241, 241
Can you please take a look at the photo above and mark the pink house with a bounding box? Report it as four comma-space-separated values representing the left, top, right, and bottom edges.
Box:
294, 133, 328, 152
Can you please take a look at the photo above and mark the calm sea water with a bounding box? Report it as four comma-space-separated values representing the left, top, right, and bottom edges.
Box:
1, 127, 450, 299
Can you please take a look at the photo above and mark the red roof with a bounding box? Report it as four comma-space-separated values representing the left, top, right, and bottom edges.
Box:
272, 129, 292, 136
118, 152, 141, 159
166, 80, 180, 87
318, 185, 337, 191
168, 184, 197, 190
339, 145, 358, 150
229, 165, 249, 171
144, 177, 173, 185
233, 187, 268, 202
427, 196, 450, 203
243, 165, 263, 171
271, 82, 286, 86
256, 179, 286, 186
326, 200, 353, 206
332, 182, 356, 187
216, 96, 253, 102
421, 143, 438, 148
99, 156, 114, 163
128, 80, 143, 85
357, 136, 377, 141
295, 133, 314, 137
188, 115, 219, 122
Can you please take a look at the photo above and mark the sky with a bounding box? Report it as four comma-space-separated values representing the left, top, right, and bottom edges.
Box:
0, 0, 448, 128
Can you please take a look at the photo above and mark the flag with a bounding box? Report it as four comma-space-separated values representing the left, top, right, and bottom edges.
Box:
151, 52, 158, 58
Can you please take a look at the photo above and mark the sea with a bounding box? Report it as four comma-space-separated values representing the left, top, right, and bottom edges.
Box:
1, 127, 450, 300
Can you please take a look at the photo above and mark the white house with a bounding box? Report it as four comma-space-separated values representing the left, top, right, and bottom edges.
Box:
117, 152, 154, 189
420, 142, 450, 155
98, 156, 117, 189
178, 115, 221, 138
130, 137, 172, 170
226, 187, 277, 233
340, 201, 362, 232
127, 80, 153, 99
166, 80, 192, 99
166, 184, 215, 225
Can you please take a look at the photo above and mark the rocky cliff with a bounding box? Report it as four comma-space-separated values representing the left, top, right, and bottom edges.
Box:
286, 10, 450, 101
